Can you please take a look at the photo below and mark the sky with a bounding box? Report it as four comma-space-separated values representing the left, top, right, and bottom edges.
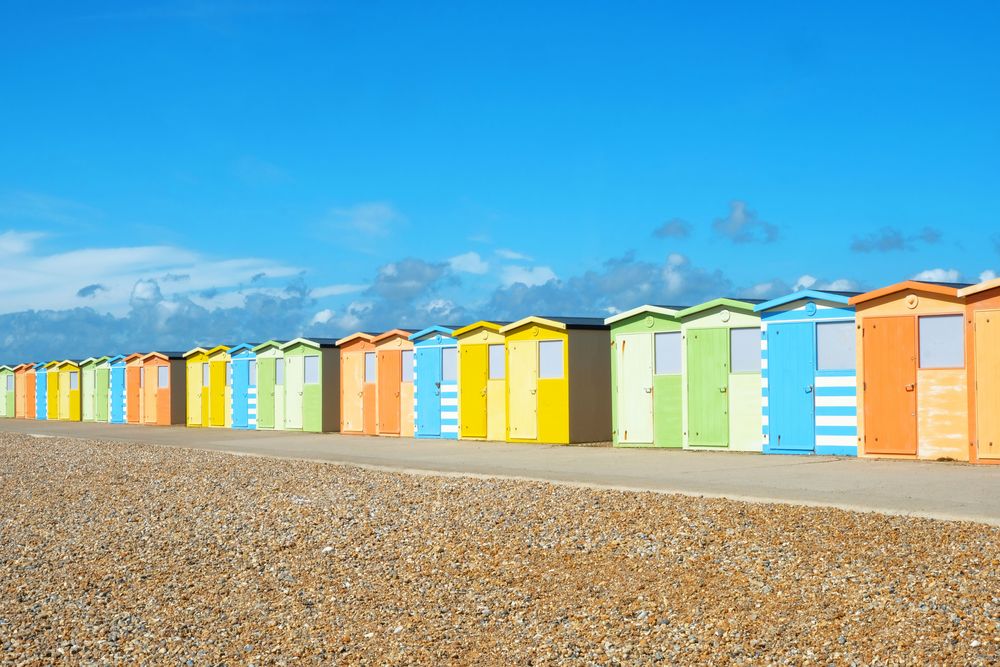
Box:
1, 1, 999, 362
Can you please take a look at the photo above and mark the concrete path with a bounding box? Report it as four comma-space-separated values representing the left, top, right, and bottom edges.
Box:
3, 420, 998, 525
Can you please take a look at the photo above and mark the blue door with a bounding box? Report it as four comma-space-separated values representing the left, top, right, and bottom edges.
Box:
765, 322, 815, 453
415, 346, 441, 437
36, 371, 47, 420
232, 356, 249, 429
110, 364, 125, 423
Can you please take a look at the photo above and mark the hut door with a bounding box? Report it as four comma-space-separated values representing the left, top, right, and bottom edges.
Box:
974, 311, 1000, 460
508, 340, 538, 439
257, 358, 275, 429
286, 355, 304, 429
186, 364, 201, 426
686, 328, 729, 447
208, 362, 225, 427
126, 366, 140, 423
144, 367, 157, 424
618, 334, 654, 444
460, 345, 488, 438
378, 350, 401, 434
342, 352, 363, 431
232, 359, 248, 429
766, 322, 816, 452
416, 347, 441, 436
82, 369, 94, 421
862, 317, 917, 455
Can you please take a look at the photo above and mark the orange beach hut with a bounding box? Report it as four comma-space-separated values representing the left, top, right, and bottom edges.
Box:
336, 332, 378, 435
957, 278, 1000, 464
373, 329, 417, 437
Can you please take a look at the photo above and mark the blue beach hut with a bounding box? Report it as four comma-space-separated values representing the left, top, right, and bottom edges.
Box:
754, 289, 860, 456
108, 354, 128, 424
229, 343, 258, 430
34, 362, 48, 420
409, 326, 459, 439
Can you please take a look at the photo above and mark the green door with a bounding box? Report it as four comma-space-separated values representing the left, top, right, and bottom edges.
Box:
686, 328, 729, 447
302, 354, 322, 432
95, 368, 109, 422
257, 357, 275, 429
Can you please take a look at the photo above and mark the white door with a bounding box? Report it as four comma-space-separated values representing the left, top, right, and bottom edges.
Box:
618, 333, 654, 444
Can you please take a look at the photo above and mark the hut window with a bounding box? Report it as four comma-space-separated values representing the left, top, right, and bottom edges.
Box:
6, 376, 13, 390
226, 362, 233, 386
538, 340, 564, 379
401, 350, 414, 382
275, 358, 285, 385
442, 347, 457, 382
158, 366, 169, 388
70, 372, 79, 390
654, 332, 682, 375
364, 352, 376, 383
817, 321, 856, 370
304, 355, 320, 384
919, 315, 964, 368
202, 363, 210, 386
488, 344, 505, 380
249, 360, 257, 386
730, 328, 761, 373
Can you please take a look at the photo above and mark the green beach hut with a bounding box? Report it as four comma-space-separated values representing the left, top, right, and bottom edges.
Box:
0, 366, 13, 418
252, 340, 285, 430
278, 338, 340, 433
80, 356, 110, 422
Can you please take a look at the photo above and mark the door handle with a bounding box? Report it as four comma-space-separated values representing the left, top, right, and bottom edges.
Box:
804, 385, 813, 393
480, 388, 487, 397
905, 384, 915, 392
395, 391, 400, 398
529, 389, 536, 395
719, 386, 727, 393
643, 387, 652, 393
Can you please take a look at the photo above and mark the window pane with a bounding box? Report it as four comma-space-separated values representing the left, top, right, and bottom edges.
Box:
6, 375, 13, 390
226, 362, 233, 386
401, 350, 414, 382
488, 344, 505, 380
654, 332, 681, 375
817, 322, 856, 370
304, 355, 320, 384
441, 347, 457, 382
158, 366, 169, 388
730, 328, 761, 373
70, 371, 79, 390
538, 340, 564, 379
203, 363, 209, 386
275, 358, 284, 385
364, 352, 376, 382
249, 360, 257, 386
919, 315, 964, 368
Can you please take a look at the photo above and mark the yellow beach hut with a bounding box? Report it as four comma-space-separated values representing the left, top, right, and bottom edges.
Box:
454, 321, 509, 441
499, 316, 612, 445
184, 346, 231, 428
56, 360, 82, 421
45, 361, 61, 420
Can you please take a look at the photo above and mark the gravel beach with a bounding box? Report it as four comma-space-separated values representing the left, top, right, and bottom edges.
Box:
1, 432, 998, 665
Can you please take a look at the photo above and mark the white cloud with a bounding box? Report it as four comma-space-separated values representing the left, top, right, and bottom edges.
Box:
448, 251, 489, 274
311, 308, 334, 325
0, 230, 45, 254
979, 270, 997, 282
496, 248, 531, 260
324, 201, 404, 237
912, 268, 961, 283
794, 274, 817, 290
500, 265, 556, 287
311, 283, 367, 298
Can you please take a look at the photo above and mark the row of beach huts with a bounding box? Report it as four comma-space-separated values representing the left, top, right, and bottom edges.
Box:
3, 279, 1000, 465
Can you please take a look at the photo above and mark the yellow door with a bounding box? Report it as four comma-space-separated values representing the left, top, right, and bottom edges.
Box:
59, 371, 70, 419
508, 340, 538, 440
210, 361, 226, 427
975, 311, 1000, 460
68, 371, 80, 421
342, 351, 364, 431
460, 344, 488, 438
187, 362, 202, 426
48, 371, 60, 420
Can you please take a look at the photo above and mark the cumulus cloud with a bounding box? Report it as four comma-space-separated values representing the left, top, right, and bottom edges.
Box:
850, 226, 942, 253
793, 274, 860, 292
500, 265, 557, 287
980, 270, 997, 282
712, 201, 778, 244
76, 283, 107, 298
912, 268, 962, 283
653, 218, 692, 239
0, 230, 45, 254
448, 251, 489, 274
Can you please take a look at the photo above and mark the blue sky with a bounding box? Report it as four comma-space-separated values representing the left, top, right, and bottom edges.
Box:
1, 1, 999, 361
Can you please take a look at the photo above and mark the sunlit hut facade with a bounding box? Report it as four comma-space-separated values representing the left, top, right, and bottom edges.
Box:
45, 361, 60, 420
279, 338, 340, 433
125, 353, 144, 424
956, 279, 1000, 464
848, 281, 969, 461
0, 366, 12, 418
604, 305, 685, 448
183, 345, 231, 428
14, 363, 34, 419
500, 316, 612, 445
108, 355, 128, 424
141, 352, 186, 425
373, 329, 417, 437
253, 340, 286, 430
678, 298, 763, 451
228, 344, 258, 430
754, 290, 860, 456
335, 333, 378, 435
454, 321, 508, 442
56, 360, 82, 421
34, 362, 48, 420
410, 326, 460, 440
80, 357, 110, 423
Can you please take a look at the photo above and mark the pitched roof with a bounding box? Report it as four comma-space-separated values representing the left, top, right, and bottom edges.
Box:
499, 316, 608, 333
408, 325, 458, 341
141, 351, 186, 361
334, 332, 378, 346
373, 329, 419, 343
848, 280, 969, 305
957, 277, 1000, 297
252, 339, 287, 352
754, 289, 860, 312
604, 304, 685, 325
451, 321, 510, 337
280, 337, 338, 350
677, 297, 763, 319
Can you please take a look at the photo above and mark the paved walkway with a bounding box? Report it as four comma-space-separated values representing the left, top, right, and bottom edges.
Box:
2, 420, 998, 525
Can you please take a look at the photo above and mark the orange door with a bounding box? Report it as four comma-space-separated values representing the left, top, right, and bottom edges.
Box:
377, 350, 401, 434
26, 374, 36, 419
157, 364, 171, 425
143, 365, 157, 424
863, 316, 917, 455
974, 311, 1000, 460
126, 366, 141, 423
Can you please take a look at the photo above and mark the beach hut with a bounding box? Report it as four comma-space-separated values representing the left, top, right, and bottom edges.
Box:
958, 278, 1000, 464
373, 329, 417, 437
80, 357, 109, 422
499, 316, 612, 444
848, 281, 969, 461
208, 346, 233, 428
453, 322, 509, 441
93, 357, 111, 422
141, 352, 186, 425
45, 361, 60, 420
34, 362, 49, 420
410, 326, 460, 439
14, 363, 33, 419
336, 332, 378, 435
754, 291, 859, 456
125, 353, 144, 424
279, 338, 340, 432
604, 306, 685, 448
56, 360, 82, 421
183, 346, 230, 428
227, 344, 258, 430
678, 298, 763, 451
108, 355, 128, 424
0, 366, 13, 418
253, 341, 286, 430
